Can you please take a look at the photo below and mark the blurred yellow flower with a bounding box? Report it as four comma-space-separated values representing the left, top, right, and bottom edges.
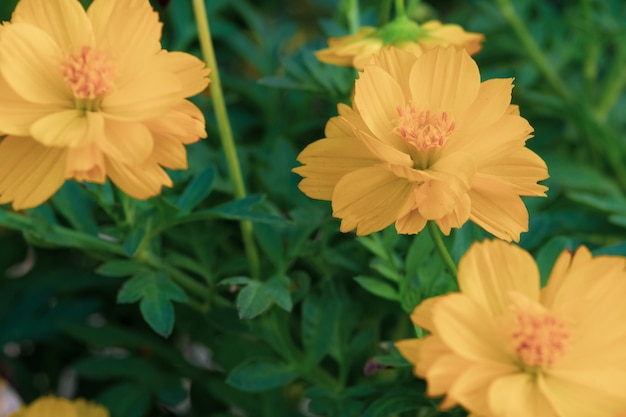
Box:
396, 239, 626, 417
316, 19, 484, 70
294, 47, 547, 240
9, 396, 108, 417
0, 0, 210, 210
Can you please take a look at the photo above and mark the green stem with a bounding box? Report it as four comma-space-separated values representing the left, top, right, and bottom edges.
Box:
192, 0, 261, 280
142, 252, 212, 302
394, 0, 406, 18
427, 222, 457, 277
495, 0, 572, 103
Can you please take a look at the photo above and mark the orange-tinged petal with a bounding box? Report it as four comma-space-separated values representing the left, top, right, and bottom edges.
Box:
87, 0, 161, 78
434, 193, 471, 235
479, 147, 548, 196
19, 396, 78, 417
456, 78, 514, 135
73, 399, 109, 417
408, 47, 480, 116
332, 166, 415, 235
294, 136, 380, 200
539, 371, 626, 417
432, 293, 511, 363
30, 110, 102, 148
353, 130, 413, 167
354, 65, 409, 152
410, 295, 448, 331
421, 20, 484, 55
448, 362, 517, 416
101, 72, 181, 121
370, 47, 418, 93
105, 157, 172, 200
12, 0, 94, 50
468, 174, 530, 242
142, 100, 206, 145
426, 353, 474, 399
488, 373, 558, 417
0, 137, 66, 210
150, 134, 188, 170
457, 239, 540, 315
0, 23, 71, 104
395, 209, 427, 234
96, 119, 153, 164
153, 51, 210, 98
66, 142, 106, 183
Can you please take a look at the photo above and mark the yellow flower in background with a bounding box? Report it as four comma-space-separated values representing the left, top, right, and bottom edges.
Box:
0, 0, 210, 210
294, 47, 548, 240
396, 239, 626, 417
9, 396, 108, 417
316, 19, 484, 70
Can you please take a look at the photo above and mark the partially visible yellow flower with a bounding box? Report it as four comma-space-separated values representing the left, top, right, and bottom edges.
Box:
0, 0, 210, 210
9, 396, 108, 417
294, 47, 547, 241
315, 19, 484, 70
396, 239, 626, 417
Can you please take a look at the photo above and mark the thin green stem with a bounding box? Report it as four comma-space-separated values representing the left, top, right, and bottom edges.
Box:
192, 0, 260, 280
495, 0, 572, 103
143, 252, 212, 302
427, 222, 457, 277
342, 0, 359, 33
394, 0, 406, 18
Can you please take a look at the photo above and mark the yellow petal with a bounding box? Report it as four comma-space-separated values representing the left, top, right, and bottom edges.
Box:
0, 74, 59, 136
370, 47, 419, 93
488, 373, 558, 417
0, 137, 66, 210
434, 193, 471, 235
410, 295, 449, 331
152, 51, 210, 98
101, 71, 182, 121
73, 399, 109, 417
150, 134, 188, 170
353, 65, 410, 152
409, 47, 480, 116
421, 20, 484, 55
447, 362, 517, 417
395, 208, 427, 234
96, 119, 153, 164
294, 136, 379, 200
66, 142, 106, 183
468, 174, 530, 242
458, 239, 540, 316
0, 23, 71, 104
426, 353, 474, 399
479, 147, 548, 196
432, 293, 511, 363
12, 0, 94, 49
332, 166, 415, 235
87, 0, 161, 77
30, 110, 102, 148
105, 157, 172, 200
20, 396, 77, 417
142, 100, 206, 145
353, 130, 413, 167
539, 371, 626, 417
456, 78, 514, 135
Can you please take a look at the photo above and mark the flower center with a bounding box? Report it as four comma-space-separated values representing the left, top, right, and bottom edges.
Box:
511, 308, 569, 370
61, 46, 114, 103
394, 105, 455, 151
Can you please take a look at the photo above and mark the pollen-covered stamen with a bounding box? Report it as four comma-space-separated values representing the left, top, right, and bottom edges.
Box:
61, 46, 114, 100
394, 105, 456, 151
511, 309, 569, 369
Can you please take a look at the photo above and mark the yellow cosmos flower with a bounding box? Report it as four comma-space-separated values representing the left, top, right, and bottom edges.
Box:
294, 47, 548, 240
316, 19, 484, 70
9, 396, 108, 417
396, 239, 626, 417
0, 0, 210, 210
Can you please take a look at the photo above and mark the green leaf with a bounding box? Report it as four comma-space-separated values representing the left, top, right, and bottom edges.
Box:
236, 281, 272, 319
96, 260, 147, 277
362, 388, 426, 417
97, 382, 151, 417
354, 276, 398, 301
301, 291, 339, 364
206, 194, 283, 223
177, 166, 216, 213
219, 276, 252, 286
51, 182, 98, 235
226, 360, 298, 392
117, 270, 188, 337
264, 275, 293, 312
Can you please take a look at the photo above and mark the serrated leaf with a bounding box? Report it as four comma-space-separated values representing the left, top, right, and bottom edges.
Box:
97, 260, 147, 277
354, 276, 398, 301
226, 360, 298, 392
177, 166, 216, 213
117, 270, 188, 337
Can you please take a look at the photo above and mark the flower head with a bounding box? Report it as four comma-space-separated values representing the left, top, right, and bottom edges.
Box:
396, 239, 626, 417
0, 0, 210, 209
9, 396, 108, 417
294, 47, 548, 241
316, 19, 484, 70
